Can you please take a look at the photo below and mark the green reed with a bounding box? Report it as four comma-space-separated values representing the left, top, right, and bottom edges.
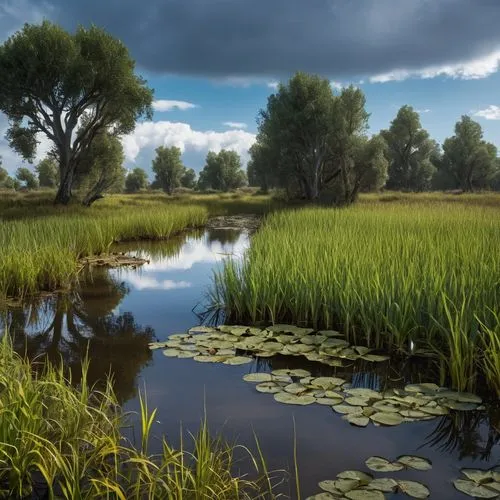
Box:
214, 202, 500, 393
0, 334, 276, 499
0, 204, 207, 298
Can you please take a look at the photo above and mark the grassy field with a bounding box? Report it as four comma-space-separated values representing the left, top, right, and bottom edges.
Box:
0, 335, 275, 499
215, 196, 500, 393
0, 190, 279, 299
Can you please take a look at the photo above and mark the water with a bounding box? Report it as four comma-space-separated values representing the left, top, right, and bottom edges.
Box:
3, 227, 499, 499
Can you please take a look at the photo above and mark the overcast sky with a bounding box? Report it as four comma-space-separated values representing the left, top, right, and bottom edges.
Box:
1, 0, 500, 177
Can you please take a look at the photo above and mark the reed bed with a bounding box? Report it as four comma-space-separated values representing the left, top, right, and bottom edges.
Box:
214, 203, 500, 392
0, 334, 276, 499
0, 205, 207, 298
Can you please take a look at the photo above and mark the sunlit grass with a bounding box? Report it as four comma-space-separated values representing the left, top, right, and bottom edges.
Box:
0, 334, 277, 499
214, 201, 500, 393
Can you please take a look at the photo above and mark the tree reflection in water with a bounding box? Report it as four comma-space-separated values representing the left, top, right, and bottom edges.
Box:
1, 271, 154, 404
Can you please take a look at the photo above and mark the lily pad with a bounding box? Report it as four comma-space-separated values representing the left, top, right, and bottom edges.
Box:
189, 326, 216, 333
453, 479, 498, 498
243, 373, 273, 383
318, 480, 343, 495
365, 456, 404, 473
332, 404, 363, 415
335, 478, 360, 493
405, 383, 440, 394
337, 470, 373, 483
272, 368, 311, 378
274, 392, 316, 405
461, 469, 495, 483
362, 354, 390, 362
255, 382, 282, 394
284, 383, 308, 395
419, 405, 449, 416
177, 351, 197, 358
193, 355, 224, 363
162, 348, 181, 357
367, 478, 398, 492
224, 356, 253, 365
317, 397, 344, 406
443, 401, 478, 411
306, 494, 337, 500
345, 396, 369, 407
370, 412, 404, 426
345, 490, 385, 500
397, 480, 430, 498
310, 377, 345, 390
346, 388, 383, 400
344, 414, 370, 427
396, 455, 432, 471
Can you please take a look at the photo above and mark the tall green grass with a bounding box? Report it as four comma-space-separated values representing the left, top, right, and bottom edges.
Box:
0, 334, 276, 499
214, 203, 500, 392
0, 205, 207, 298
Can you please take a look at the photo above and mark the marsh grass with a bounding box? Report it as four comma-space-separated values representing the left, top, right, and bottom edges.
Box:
215, 202, 500, 393
0, 334, 277, 499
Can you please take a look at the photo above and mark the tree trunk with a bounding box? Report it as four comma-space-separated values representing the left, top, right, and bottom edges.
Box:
54, 160, 75, 205
82, 193, 104, 207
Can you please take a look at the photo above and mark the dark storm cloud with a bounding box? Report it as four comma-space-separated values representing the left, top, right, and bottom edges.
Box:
11, 0, 500, 78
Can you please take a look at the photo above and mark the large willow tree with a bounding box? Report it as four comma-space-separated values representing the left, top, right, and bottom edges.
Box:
0, 21, 153, 204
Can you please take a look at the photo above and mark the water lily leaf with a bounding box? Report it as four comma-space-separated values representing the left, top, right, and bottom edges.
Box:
259, 342, 285, 352
255, 382, 282, 394
419, 405, 449, 416
346, 388, 383, 400
362, 407, 376, 417
400, 410, 428, 418
149, 342, 169, 350
229, 327, 249, 336
454, 479, 498, 498
396, 456, 432, 471
333, 404, 363, 415
344, 414, 370, 427
243, 373, 273, 383
370, 412, 404, 426
177, 351, 198, 358
372, 401, 401, 413
397, 480, 430, 498
335, 479, 360, 492
338, 348, 360, 360
460, 469, 494, 483
189, 326, 216, 333
301, 335, 327, 345
224, 356, 253, 365
318, 330, 343, 337
306, 494, 337, 500
345, 397, 369, 407
217, 348, 237, 356
194, 355, 225, 363
367, 478, 398, 492
322, 338, 350, 349
162, 348, 181, 357
405, 383, 440, 394
317, 397, 344, 405
284, 383, 308, 395
287, 343, 315, 354
277, 334, 296, 344
365, 456, 404, 472
353, 346, 372, 356
274, 392, 316, 405
272, 374, 293, 384
247, 327, 266, 335
336, 469, 372, 481
254, 351, 275, 358
443, 401, 478, 411
318, 480, 343, 495
362, 354, 390, 362
345, 490, 385, 500
310, 377, 345, 390
324, 358, 344, 367
272, 369, 311, 378
325, 390, 344, 399
438, 391, 482, 403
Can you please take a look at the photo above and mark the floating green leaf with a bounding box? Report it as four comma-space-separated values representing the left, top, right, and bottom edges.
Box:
397, 480, 430, 498
453, 479, 499, 498
272, 368, 311, 378
344, 414, 370, 427
273, 392, 315, 405
366, 478, 398, 492
345, 490, 385, 500
396, 456, 432, 471
332, 404, 363, 415
162, 348, 181, 357
224, 356, 253, 365
318, 480, 342, 495
370, 412, 404, 426
255, 382, 282, 394
337, 470, 373, 483
365, 456, 404, 473
243, 373, 273, 383
346, 388, 383, 400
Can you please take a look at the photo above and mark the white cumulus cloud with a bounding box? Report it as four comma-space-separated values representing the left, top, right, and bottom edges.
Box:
369, 49, 500, 83
267, 81, 279, 90
223, 121, 247, 129
153, 100, 197, 112
121, 120, 256, 163
474, 105, 500, 120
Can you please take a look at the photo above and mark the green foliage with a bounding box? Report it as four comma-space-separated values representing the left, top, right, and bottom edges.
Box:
198, 150, 247, 191
15, 167, 38, 189
75, 128, 126, 206
2, 176, 20, 190
0, 21, 153, 204
125, 167, 149, 193
0, 335, 275, 499
215, 202, 500, 392
0, 166, 8, 185
180, 167, 197, 189
35, 157, 59, 188
152, 146, 185, 195
440, 116, 499, 191
0, 204, 207, 298
381, 106, 438, 191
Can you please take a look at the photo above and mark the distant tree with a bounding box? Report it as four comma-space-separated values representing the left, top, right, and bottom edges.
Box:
198, 150, 247, 191
381, 106, 438, 191
180, 167, 197, 189
0, 165, 8, 186
440, 116, 499, 191
0, 21, 153, 204
36, 157, 59, 188
3, 176, 20, 190
247, 139, 280, 193
152, 146, 185, 195
125, 167, 149, 193
15, 167, 38, 189
75, 128, 126, 206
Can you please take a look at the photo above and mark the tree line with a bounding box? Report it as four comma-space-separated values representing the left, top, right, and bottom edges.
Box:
0, 23, 498, 205
248, 72, 500, 202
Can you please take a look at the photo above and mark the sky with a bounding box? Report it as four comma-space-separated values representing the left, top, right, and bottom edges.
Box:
1, 0, 500, 178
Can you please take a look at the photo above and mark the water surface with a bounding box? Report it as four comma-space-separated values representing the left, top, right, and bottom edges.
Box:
3, 227, 499, 499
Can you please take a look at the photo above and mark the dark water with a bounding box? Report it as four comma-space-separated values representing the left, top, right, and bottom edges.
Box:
2, 227, 499, 499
